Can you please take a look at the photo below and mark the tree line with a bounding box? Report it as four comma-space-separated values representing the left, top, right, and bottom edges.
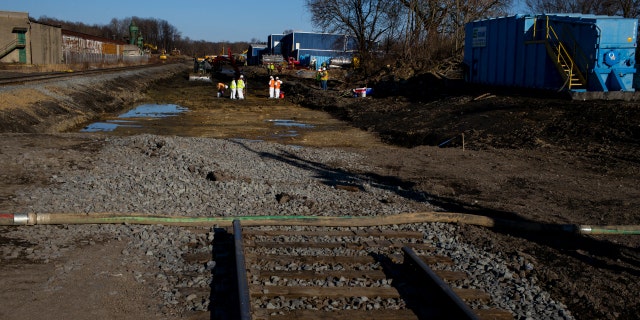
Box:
34, 15, 252, 58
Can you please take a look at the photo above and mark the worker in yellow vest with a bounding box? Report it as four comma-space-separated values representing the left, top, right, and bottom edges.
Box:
268, 76, 275, 98
229, 78, 237, 99
237, 75, 246, 99
320, 67, 329, 90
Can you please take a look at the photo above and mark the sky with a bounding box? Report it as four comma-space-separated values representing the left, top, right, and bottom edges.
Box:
2, 1, 316, 43
3, 1, 530, 43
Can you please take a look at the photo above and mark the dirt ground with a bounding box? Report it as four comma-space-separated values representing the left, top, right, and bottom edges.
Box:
1, 64, 639, 319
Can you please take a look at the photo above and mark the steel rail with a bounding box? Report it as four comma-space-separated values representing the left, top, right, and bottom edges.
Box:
233, 219, 252, 320
402, 246, 480, 320
0, 62, 172, 86
229, 222, 511, 319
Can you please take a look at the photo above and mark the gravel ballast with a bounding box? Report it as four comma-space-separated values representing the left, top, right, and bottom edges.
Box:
0, 134, 573, 319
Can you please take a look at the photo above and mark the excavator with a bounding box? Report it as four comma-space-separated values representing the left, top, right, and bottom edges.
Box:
143, 43, 158, 53
190, 49, 240, 81
211, 48, 240, 77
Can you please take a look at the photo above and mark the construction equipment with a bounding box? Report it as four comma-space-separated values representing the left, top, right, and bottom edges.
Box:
261, 54, 284, 65
143, 43, 158, 53
211, 48, 241, 77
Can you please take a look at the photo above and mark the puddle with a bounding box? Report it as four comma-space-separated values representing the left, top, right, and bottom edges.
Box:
272, 130, 299, 138
119, 104, 188, 118
265, 119, 315, 138
75, 106, 373, 148
80, 104, 188, 132
81, 121, 141, 132
267, 119, 315, 128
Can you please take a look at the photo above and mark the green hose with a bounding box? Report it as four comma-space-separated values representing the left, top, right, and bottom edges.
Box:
2, 212, 640, 235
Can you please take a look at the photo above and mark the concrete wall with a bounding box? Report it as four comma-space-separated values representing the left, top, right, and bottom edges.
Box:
1, 10, 147, 68
0, 11, 29, 63
30, 22, 62, 65
0, 11, 62, 65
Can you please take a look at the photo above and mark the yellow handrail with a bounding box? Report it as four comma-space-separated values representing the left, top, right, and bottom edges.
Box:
545, 17, 585, 89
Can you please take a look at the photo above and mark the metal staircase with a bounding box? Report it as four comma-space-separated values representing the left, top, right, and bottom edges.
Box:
525, 16, 592, 91
541, 18, 588, 91
0, 38, 26, 60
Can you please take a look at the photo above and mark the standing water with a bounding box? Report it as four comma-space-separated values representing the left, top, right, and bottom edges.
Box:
80, 104, 188, 132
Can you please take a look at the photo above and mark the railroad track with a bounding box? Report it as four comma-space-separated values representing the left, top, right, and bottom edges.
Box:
212, 220, 513, 320
0, 62, 174, 86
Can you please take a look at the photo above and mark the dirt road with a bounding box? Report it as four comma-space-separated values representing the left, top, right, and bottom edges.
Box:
1, 63, 639, 319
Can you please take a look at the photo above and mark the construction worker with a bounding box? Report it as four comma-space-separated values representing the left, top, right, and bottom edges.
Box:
217, 82, 227, 98
274, 77, 282, 99
320, 67, 329, 90
315, 68, 322, 88
237, 75, 245, 99
229, 78, 237, 99
268, 76, 275, 98
268, 63, 275, 75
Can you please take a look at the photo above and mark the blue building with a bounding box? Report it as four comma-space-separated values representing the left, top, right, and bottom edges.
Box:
247, 44, 266, 65
280, 32, 357, 68
256, 32, 357, 68
266, 34, 284, 55
464, 14, 638, 92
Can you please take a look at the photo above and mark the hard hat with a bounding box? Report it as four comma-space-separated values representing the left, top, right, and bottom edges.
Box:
240, 75, 244, 78
270, 76, 273, 79
276, 77, 279, 80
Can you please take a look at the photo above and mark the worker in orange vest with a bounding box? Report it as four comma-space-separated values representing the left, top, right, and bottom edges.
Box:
217, 82, 227, 98
274, 77, 283, 99
268, 76, 275, 98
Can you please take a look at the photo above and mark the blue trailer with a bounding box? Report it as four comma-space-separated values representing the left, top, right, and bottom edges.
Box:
463, 14, 638, 93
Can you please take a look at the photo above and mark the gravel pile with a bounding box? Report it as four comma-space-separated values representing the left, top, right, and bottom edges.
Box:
2, 134, 573, 319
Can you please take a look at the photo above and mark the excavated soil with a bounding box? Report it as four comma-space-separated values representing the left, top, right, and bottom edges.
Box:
0, 63, 639, 319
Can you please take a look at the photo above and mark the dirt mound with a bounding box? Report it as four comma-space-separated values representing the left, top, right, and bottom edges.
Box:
288, 71, 640, 162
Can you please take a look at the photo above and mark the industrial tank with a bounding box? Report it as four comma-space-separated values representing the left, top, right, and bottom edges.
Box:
463, 14, 638, 92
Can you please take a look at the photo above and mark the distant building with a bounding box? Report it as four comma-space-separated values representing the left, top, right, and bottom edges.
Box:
0, 10, 147, 68
0, 11, 62, 65
280, 32, 357, 68
257, 31, 357, 68
247, 44, 266, 65
62, 29, 145, 65
267, 34, 284, 55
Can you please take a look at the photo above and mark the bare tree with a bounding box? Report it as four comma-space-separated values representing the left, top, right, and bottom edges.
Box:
525, 0, 640, 17
306, 0, 400, 70
391, 0, 509, 69
617, 0, 640, 17
108, 18, 128, 41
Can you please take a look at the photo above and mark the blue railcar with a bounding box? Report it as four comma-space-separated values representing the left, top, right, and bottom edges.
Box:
464, 14, 638, 92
